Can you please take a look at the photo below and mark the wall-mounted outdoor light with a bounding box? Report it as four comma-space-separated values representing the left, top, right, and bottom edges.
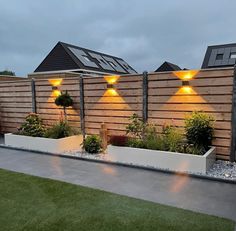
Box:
182, 80, 190, 87
107, 83, 115, 89
104, 75, 120, 85
173, 70, 199, 81
52, 86, 59, 91
104, 75, 120, 96
48, 78, 63, 97
172, 70, 199, 94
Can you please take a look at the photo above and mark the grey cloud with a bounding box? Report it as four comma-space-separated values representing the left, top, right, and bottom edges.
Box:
0, 0, 236, 75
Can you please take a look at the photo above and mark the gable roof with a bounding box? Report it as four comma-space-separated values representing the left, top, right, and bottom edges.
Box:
155, 61, 181, 72
34, 42, 137, 75
202, 43, 236, 69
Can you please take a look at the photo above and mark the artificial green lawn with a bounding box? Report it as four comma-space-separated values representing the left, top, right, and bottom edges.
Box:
0, 168, 234, 231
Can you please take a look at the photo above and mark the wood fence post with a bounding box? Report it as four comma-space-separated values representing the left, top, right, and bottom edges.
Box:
79, 75, 85, 140
31, 78, 37, 113
142, 71, 148, 123
230, 66, 236, 162
100, 123, 108, 153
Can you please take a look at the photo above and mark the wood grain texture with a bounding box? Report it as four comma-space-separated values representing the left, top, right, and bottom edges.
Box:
0, 69, 234, 160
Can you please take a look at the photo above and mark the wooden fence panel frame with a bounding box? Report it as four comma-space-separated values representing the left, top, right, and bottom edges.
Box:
0, 68, 235, 161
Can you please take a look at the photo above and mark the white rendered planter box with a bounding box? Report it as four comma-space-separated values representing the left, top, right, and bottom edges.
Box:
4, 133, 83, 153
107, 145, 216, 174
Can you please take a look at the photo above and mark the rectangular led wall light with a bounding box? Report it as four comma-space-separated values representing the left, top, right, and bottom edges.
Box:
182, 80, 190, 86
107, 83, 114, 89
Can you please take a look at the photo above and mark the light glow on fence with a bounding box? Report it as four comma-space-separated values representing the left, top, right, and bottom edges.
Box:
49, 78, 63, 97
53, 90, 61, 97
49, 78, 63, 86
103, 75, 120, 97
173, 70, 199, 80
104, 75, 120, 84
104, 89, 119, 97
181, 86, 192, 94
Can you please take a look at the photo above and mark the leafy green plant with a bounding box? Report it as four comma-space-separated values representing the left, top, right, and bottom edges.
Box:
55, 91, 73, 120
185, 111, 214, 150
142, 124, 160, 150
17, 113, 45, 137
44, 120, 80, 139
176, 143, 206, 155
126, 114, 146, 139
124, 113, 212, 155
161, 125, 183, 152
126, 138, 146, 149
83, 135, 102, 154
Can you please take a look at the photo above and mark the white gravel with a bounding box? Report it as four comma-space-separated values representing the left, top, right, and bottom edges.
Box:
206, 160, 236, 180
63, 151, 236, 181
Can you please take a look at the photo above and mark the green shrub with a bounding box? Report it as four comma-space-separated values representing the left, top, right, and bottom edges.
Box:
126, 138, 146, 149
83, 135, 102, 154
185, 111, 214, 150
55, 91, 73, 120
143, 125, 161, 150
124, 113, 212, 155
126, 114, 146, 139
161, 125, 183, 152
17, 113, 45, 137
44, 120, 80, 139
176, 143, 206, 155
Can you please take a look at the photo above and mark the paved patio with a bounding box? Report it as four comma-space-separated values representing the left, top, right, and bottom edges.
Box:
0, 147, 235, 223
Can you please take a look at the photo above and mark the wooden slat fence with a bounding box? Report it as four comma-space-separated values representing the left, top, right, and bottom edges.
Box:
0, 68, 234, 160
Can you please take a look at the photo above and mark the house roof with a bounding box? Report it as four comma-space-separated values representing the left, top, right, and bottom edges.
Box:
202, 43, 236, 69
34, 42, 137, 75
155, 61, 181, 72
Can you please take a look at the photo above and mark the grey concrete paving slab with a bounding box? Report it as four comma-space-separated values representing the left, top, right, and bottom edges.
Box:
0, 147, 235, 222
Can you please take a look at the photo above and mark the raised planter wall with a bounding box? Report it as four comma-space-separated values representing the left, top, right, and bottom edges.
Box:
4, 133, 83, 153
107, 145, 216, 174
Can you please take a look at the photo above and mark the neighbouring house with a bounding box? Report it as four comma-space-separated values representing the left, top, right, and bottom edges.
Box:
155, 61, 181, 72
202, 43, 236, 69
33, 41, 137, 76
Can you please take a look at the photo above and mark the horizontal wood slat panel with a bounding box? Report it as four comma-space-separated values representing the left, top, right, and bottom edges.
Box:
148, 111, 231, 121
84, 75, 141, 84
149, 86, 233, 96
84, 89, 143, 97
148, 103, 232, 112
0, 68, 234, 160
148, 69, 233, 80
149, 95, 232, 104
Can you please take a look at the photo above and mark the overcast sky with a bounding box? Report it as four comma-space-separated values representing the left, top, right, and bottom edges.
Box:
0, 0, 235, 76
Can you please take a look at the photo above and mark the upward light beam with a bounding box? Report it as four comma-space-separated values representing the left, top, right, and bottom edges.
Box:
173, 70, 199, 80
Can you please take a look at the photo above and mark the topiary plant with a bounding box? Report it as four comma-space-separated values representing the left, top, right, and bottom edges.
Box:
55, 91, 73, 120
185, 111, 214, 150
83, 135, 102, 154
17, 113, 45, 137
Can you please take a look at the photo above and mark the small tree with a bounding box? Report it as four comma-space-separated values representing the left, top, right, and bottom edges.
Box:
55, 91, 73, 120
0, 69, 15, 76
